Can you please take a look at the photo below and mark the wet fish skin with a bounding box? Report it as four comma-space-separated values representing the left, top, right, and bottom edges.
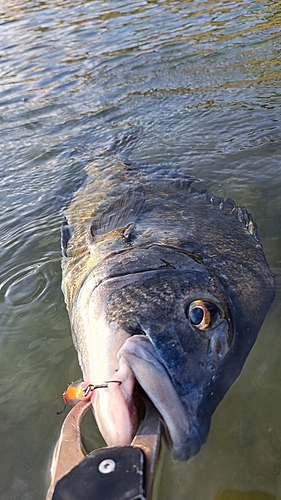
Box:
61, 130, 275, 460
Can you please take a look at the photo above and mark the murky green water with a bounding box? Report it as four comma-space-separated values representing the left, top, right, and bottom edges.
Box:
0, 1, 281, 499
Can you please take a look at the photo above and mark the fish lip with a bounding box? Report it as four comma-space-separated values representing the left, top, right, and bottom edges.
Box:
117, 334, 203, 461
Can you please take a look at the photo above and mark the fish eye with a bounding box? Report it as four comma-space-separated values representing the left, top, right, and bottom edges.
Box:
187, 300, 220, 331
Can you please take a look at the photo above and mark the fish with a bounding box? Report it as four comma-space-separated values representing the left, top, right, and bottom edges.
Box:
61, 129, 275, 461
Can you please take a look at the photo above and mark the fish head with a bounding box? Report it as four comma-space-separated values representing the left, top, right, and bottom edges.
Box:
104, 263, 232, 460
74, 243, 273, 461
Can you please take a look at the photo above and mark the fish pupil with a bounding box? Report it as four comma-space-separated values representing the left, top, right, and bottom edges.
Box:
190, 307, 204, 326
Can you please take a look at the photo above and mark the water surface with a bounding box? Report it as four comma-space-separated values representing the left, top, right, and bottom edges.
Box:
0, 1, 281, 499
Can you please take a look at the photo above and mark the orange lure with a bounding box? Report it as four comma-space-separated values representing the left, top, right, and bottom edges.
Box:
57, 379, 121, 415
62, 380, 97, 406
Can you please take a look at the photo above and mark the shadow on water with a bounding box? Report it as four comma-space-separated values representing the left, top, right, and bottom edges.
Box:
0, 0, 281, 499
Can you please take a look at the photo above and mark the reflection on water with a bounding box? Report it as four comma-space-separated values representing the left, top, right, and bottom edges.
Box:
0, 1, 280, 499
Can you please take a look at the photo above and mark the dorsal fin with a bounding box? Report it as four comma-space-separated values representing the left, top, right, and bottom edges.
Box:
200, 189, 261, 246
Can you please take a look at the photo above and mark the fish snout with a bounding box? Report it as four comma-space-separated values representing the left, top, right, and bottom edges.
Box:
117, 335, 203, 460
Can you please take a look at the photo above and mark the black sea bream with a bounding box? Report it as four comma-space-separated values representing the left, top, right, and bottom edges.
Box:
61, 130, 275, 460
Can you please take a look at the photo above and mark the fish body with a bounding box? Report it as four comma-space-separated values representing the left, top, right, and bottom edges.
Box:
61, 130, 275, 460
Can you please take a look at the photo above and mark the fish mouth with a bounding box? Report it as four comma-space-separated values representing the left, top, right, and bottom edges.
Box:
116, 335, 202, 460
92, 331, 202, 461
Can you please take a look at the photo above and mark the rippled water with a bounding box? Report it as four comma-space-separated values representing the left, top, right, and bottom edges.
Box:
0, 1, 281, 499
